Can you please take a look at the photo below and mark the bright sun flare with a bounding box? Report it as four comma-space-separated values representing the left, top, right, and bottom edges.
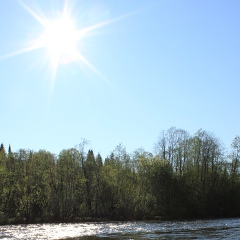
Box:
39, 17, 80, 65
0, 0, 124, 91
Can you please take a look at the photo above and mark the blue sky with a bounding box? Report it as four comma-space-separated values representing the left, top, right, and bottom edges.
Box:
1, 0, 240, 158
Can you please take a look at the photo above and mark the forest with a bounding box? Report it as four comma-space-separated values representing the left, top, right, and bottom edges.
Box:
0, 127, 240, 224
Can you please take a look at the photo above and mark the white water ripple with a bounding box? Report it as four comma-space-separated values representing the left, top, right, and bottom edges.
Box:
0, 218, 240, 239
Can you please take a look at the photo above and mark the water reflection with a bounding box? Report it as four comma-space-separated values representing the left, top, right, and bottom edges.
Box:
0, 218, 240, 239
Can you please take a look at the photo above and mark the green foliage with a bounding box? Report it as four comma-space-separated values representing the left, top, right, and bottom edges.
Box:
1, 129, 240, 224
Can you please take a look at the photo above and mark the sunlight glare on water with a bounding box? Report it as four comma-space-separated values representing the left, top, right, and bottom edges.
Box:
1, 219, 240, 239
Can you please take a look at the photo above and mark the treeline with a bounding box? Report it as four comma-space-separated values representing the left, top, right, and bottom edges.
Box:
0, 127, 240, 224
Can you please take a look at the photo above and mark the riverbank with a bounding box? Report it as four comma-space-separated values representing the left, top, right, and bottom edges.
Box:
1, 214, 240, 226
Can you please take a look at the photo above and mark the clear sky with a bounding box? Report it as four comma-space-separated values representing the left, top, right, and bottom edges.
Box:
1, 0, 240, 158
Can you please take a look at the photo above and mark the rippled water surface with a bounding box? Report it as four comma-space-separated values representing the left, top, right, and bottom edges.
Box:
0, 218, 240, 239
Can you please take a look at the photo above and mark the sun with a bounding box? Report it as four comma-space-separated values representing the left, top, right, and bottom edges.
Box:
0, 0, 125, 90
39, 17, 81, 65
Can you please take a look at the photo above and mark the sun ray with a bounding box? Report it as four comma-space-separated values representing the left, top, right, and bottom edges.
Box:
78, 12, 134, 36
0, 44, 42, 60
75, 52, 109, 84
17, 0, 46, 26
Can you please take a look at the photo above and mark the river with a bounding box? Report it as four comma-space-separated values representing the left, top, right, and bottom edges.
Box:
0, 218, 240, 239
